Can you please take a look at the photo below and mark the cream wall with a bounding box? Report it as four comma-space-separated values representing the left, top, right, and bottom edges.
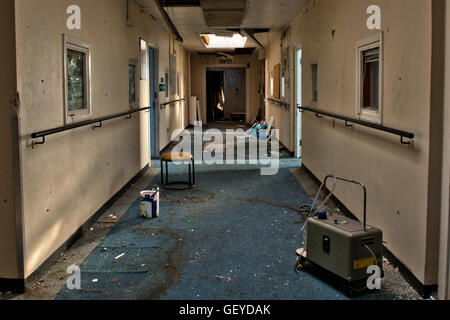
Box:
0, 0, 22, 280
14, 0, 186, 278
263, 31, 295, 151
159, 39, 189, 150
266, 0, 436, 285
190, 52, 261, 124
438, 0, 450, 299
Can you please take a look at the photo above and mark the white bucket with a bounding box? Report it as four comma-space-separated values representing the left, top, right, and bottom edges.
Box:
140, 189, 160, 219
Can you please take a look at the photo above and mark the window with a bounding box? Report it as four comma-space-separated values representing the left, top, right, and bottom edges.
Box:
281, 72, 286, 98
140, 39, 148, 81
362, 49, 379, 111
356, 33, 383, 123
176, 73, 181, 97
64, 35, 91, 123
129, 58, 138, 107
311, 64, 318, 103
201, 33, 247, 49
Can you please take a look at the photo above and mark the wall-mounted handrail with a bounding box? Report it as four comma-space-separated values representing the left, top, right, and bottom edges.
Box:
30, 106, 151, 148
160, 98, 185, 109
266, 98, 290, 110
298, 105, 415, 144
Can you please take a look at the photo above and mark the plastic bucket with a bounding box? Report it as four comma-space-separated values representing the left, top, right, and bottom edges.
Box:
140, 189, 160, 219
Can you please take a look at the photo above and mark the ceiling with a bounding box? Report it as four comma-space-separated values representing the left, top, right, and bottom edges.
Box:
135, 0, 308, 53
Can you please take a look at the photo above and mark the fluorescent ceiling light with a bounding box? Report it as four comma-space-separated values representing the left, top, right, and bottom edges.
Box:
201, 33, 247, 49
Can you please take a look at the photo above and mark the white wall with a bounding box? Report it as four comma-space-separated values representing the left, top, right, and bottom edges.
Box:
0, 0, 22, 280
438, 0, 450, 300
266, 0, 437, 285
264, 31, 295, 151
14, 0, 187, 278
159, 40, 189, 150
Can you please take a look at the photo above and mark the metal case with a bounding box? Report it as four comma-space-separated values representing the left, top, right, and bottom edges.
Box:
306, 214, 383, 282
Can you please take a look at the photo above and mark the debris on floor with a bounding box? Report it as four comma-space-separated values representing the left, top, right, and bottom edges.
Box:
79, 289, 102, 294
114, 253, 125, 260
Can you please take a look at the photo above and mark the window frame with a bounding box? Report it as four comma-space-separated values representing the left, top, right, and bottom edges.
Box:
128, 58, 139, 108
356, 32, 383, 124
63, 35, 92, 124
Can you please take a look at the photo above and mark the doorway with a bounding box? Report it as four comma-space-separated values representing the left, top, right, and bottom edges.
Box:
206, 68, 247, 123
206, 69, 225, 122
148, 45, 159, 158
295, 47, 302, 158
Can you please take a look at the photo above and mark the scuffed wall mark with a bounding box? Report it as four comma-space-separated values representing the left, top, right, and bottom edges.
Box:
304, 0, 317, 16
392, 74, 406, 114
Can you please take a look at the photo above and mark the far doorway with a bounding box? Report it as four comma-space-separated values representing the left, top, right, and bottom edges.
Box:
206, 68, 246, 122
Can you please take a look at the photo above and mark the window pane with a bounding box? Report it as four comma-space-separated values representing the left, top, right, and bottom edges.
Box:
129, 64, 137, 104
362, 48, 379, 111
67, 49, 86, 111
140, 39, 148, 80
311, 64, 318, 102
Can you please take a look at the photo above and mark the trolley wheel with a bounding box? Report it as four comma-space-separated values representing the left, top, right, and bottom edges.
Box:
295, 257, 307, 271
344, 283, 357, 297
343, 279, 369, 297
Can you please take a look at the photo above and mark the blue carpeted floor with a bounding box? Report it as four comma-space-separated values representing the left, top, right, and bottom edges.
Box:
56, 160, 405, 300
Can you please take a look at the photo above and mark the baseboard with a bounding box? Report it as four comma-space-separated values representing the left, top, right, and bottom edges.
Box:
302, 164, 436, 298
0, 164, 149, 294
0, 278, 25, 294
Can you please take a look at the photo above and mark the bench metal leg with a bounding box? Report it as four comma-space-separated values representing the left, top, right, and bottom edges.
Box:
189, 164, 192, 186
161, 159, 164, 185
165, 161, 169, 185
192, 158, 195, 186
161, 157, 196, 190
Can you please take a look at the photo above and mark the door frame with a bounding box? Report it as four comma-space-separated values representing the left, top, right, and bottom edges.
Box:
148, 43, 160, 158
265, 59, 269, 122
294, 44, 303, 159
202, 64, 250, 124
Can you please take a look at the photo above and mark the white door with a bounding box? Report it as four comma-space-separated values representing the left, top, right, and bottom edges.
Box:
295, 47, 302, 158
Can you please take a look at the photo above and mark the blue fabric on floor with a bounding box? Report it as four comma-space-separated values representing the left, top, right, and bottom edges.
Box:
56, 160, 404, 300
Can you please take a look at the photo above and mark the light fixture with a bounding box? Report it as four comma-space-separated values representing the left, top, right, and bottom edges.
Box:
201, 33, 247, 49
